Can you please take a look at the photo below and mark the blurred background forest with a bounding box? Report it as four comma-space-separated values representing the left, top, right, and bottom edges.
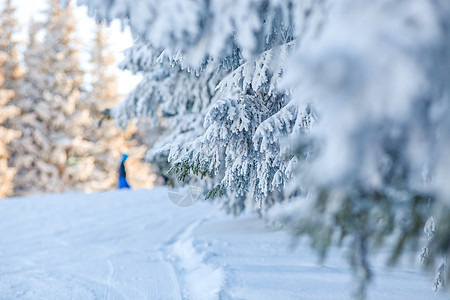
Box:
0, 0, 156, 197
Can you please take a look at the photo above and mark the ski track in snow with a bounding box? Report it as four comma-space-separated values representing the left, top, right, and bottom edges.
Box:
0, 187, 448, 300
160, 214, 225, 300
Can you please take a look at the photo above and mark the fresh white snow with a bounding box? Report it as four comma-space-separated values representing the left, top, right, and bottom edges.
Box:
0, 187, 446, 299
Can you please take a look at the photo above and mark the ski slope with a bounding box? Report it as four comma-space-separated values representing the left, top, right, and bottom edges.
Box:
0, 188, 446, 299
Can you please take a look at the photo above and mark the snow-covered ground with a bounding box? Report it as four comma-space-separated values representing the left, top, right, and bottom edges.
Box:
0, 187, 446, 299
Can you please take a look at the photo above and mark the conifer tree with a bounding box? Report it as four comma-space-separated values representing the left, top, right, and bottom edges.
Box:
0, 0, 21, 89
104, 1, 314, 214
9, 0, 86, 194
0, 0, 21, 197
0, 52, 20, 197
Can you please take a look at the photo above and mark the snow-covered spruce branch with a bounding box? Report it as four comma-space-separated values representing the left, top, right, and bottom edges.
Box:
75, 0, 300, 67
167, 43, 315, 214
275, 0, 450, 298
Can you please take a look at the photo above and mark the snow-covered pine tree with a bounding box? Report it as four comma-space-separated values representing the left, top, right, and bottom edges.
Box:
0, 51, 20, 198
75, 22, 154, 191
115, 41, 228, 190
0, 0, 21, 89
271, 0, 450, 298
169, 42, 317, 215
86, 0, 319, 214
0, 0, 21, 197
6, 19, 42, 192
9, 0, 88, 194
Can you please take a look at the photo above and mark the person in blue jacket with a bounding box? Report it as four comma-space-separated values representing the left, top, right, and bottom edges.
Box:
118, 154, 131, 189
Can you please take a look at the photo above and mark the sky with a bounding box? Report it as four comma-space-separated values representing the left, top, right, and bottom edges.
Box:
4, 0, 141, 95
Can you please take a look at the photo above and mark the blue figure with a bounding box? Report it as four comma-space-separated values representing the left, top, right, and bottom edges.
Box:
118, 154, 131, 189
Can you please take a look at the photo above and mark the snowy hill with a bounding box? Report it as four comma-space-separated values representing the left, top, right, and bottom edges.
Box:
0, 188, 446, 299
